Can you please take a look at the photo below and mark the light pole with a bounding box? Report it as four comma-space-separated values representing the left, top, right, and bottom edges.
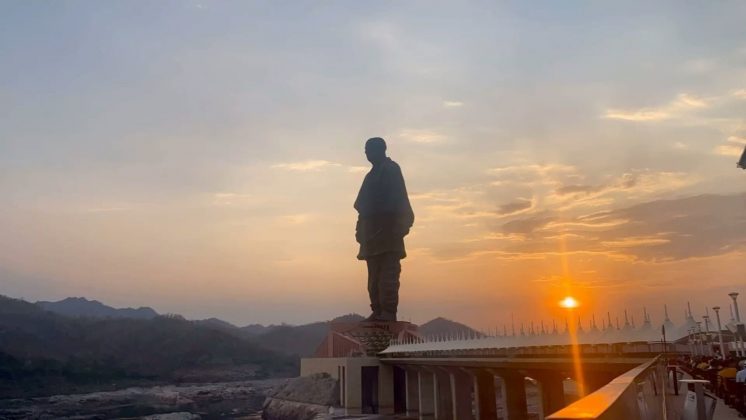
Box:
713, 306, 725, 358
696, 321, 706, 355
729, 292, 741, 323
730, 292, 744, 357
703, 315, 711, 356
688, 327, 696, 356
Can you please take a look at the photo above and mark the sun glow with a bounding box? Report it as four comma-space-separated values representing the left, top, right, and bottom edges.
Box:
559, 296, 579, 309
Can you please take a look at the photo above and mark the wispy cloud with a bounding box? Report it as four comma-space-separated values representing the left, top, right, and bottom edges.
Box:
601, 235, 671, 248
550, 171, 695, 208
442, 100, 464, 108
280, 213, 313, 225
83, 206, 131, 213
398, 129, 445, 144
347, 166, 369, 174
603, 109, 670, 122
272, 160, 342, 171
603, 93, 710, 122
732, 89, 746, 99
212, 193, 260, 207
713, 136, 746, 157
409, 191, 463, 203
714, 144, 745, 157
490, 193, 746, 262
496, 198, 533, 216
488, 163, 579, 187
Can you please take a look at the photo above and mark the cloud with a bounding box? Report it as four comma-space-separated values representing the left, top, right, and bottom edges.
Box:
732, 89, 746, 99
501, 214, 556, 235
555, 184, 604, 196
495, 198, 533, 216
347, 166, 369, 173
211, 192, 266, 207
488, 163, 577, 177
271, 160, 342, 171
713, 136, 746, 157
546, 217, 628, 231
442, 100, 464, 108
600, 235, 671, 248
604, 109, 671, 122
603, 93, 710, 122
398, 129, 445, 144
488, 163, 579, 187
714, 143, 745, 157
497, 193, 746, 262
599, 194, 746, 260
280, 214, 313, 225
549, 170, 695, 210
83, 206, 131, 213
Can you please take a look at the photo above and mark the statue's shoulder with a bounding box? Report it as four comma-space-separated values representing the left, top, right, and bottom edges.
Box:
384, 158, 402, 171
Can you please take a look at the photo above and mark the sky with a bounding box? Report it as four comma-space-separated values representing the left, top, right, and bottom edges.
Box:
1, 1, 745, 329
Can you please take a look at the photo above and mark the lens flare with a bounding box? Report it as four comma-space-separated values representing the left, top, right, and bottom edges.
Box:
559, 295, 586, 396
559, 296, 579, 308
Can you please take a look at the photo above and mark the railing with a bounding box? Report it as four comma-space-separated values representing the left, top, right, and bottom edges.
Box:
381, 338, 689, 358
547, 355, 669, 420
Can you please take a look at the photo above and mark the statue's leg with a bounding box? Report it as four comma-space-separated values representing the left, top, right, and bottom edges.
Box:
378, 252, 401, 321
366, 256, 381, 318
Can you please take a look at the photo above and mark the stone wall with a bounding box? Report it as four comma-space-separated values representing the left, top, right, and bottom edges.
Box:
261, 373, 339, 420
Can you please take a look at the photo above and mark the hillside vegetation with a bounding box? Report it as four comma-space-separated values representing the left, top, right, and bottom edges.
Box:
0, 295, 297, 398
1, 295, 481, 398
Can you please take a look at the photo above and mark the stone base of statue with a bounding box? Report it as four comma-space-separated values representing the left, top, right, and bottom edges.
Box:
313, 320, 420, 357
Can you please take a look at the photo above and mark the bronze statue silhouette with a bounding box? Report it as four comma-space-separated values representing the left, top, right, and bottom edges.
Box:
354, 137, 414, 322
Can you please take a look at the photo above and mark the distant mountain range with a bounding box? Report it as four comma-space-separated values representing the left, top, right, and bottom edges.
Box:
31, 298, 482, 357
36, 297, 158, 319
1, 294, 482, 398
0, 295, 297, 398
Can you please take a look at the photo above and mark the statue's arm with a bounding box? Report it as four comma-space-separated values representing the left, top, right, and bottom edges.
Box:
391, 165, 414, 236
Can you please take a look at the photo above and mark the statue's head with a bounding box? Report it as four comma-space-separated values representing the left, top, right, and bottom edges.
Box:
365, 137, 387, 165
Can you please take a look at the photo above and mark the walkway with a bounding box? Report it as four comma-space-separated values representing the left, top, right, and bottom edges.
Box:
666, 372, 743, 420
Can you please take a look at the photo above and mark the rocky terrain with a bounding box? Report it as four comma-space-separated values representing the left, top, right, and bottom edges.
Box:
0, 379, 284, 419
261, 373, 338, 420
0, 294, 495, 419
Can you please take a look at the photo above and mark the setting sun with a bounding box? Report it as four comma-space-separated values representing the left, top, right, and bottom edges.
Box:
559, 296, 579, 309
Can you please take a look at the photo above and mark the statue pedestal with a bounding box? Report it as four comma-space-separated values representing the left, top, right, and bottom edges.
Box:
314, 320, 420, 357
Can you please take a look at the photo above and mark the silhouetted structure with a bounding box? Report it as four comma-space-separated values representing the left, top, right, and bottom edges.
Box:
739, 144, 746, 169
354, 137, 414, 322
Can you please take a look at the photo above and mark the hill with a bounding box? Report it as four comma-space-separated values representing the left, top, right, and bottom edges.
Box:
36, 297, 158, 319
0, 295, 297, 398
240, 323, 274, 336
419, 317, 481, 338
248, 314, 482, 357
253, 313, 365, 357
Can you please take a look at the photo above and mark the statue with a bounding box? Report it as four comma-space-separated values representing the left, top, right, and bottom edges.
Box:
354, 137, 414, 322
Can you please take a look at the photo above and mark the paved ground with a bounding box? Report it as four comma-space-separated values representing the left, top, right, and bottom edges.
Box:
666, 373, 743, 420
713, 400, 744, 419
667, 392, 742, 420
